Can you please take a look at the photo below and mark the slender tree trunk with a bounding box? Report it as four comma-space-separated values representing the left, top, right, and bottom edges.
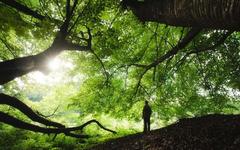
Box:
123, 0, 240, 30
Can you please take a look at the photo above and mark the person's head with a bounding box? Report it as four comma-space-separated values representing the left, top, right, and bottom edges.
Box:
145, 101, 148, 105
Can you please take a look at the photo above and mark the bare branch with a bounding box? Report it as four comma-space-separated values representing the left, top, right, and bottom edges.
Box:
59, 0, 79, 37
127, 63, 147, 68
127, 28, 201, 70
169, 31, 233, 74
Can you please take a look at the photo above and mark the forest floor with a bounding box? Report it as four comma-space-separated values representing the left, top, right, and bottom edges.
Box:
89, 114, 240, 150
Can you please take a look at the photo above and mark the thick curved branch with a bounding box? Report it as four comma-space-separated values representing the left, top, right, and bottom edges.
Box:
0, 112, 88, 138
0, 111, 116, 138
0, 0, 45, 20
0, 54, 41, 85
0, 93, 116, 137
0, 28, 91, 85
122, 0, 240, 31
0, 45, 59, 85
0, 93, 64, 128
131, 28, 201, 69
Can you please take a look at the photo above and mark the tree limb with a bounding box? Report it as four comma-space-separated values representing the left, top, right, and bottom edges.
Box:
147, 28, 202, 68
0, 25, 92, 85
0, 93, 116, 137
0, 111, 116, 138
0, 0, 45, 20
169, 31, 233, 74
188, 31, 234, 55
128, 28, 201, 96
0, 93, 64, 128
0, 111, 89, 138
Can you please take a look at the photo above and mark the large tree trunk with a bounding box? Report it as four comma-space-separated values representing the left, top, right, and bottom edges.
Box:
122, 0, 240, 30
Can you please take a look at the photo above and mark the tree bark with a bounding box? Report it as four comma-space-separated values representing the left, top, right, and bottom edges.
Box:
122, 0, 240, 30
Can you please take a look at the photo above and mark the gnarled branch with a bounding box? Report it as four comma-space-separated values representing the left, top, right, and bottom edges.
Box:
0, 93, 64, 128
0, 112, 116, 138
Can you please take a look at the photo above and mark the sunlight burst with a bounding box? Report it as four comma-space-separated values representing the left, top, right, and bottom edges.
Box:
28, 57, 74, 84
47, 58, 61, 71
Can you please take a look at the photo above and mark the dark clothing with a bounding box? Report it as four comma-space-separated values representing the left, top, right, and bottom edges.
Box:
142, 104, 152, 132
143, 117, 150, 133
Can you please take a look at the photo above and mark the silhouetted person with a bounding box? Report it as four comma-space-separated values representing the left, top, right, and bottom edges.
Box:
142, 101, 152, 133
